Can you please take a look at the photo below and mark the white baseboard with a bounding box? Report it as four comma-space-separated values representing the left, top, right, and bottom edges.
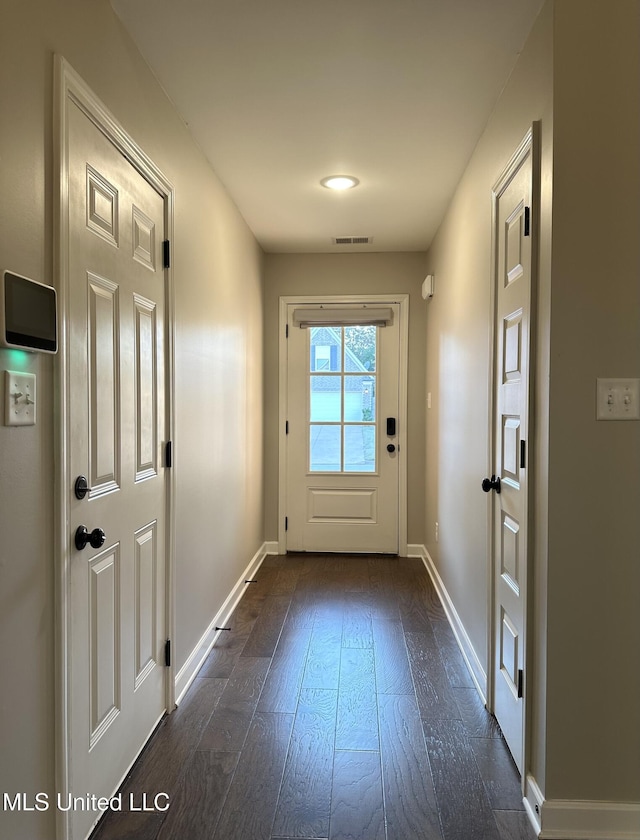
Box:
263, 540, 280, 555
173, 542, 268, 704
525, 774, 640, 840
525, 773, 544, 836
415, 544, 488, 702
541, 800, 640, 840
406, 543, 424, 558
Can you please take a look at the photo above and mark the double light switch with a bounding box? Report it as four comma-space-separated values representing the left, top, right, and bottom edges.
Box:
596, 378, 640, 421
5, 370, 36, 426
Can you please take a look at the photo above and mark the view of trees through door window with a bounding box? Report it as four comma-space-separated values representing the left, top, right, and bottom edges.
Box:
309, 325, 377, 472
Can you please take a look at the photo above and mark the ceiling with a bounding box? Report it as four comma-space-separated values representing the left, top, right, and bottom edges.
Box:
111, 0, 544, 254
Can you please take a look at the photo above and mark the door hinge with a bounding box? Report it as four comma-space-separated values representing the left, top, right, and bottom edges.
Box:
524, 206, 531, 237
162, 240, 171, 268
165, 440, 173, 468
520, 439, 526, 469
285, 516, 288, 532
286, 324, 289, 338
517, 668, 523, 698
286, 420, 289, 435
164, 639, 171, 667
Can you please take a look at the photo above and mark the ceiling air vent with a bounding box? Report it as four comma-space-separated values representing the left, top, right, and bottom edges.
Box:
333, 236, 373, 245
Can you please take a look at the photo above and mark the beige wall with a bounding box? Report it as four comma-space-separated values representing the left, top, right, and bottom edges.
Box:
424, 0, 553, 745
425, 0, 640, 810
0, 2, 264, 838
263, 252, 427, 546
544, 0, 640, 802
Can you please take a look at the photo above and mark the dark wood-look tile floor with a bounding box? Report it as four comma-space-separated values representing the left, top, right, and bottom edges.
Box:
91, 555, 536, 840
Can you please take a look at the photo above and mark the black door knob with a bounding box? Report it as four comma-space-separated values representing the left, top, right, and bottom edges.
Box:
481, 475, 501, 494
75, 526, 106, 551
387, 443, 396, 453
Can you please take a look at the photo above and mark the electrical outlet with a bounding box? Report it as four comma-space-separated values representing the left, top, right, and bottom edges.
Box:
435, 521, 439, 542
5, 370, 36, 426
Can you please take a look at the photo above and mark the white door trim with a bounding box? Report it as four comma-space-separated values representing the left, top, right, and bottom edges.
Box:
53, 56, 176, 840
486, 123, 540, 783
278, 294, 409, 556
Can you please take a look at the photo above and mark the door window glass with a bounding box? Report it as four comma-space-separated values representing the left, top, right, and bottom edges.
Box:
310, 376, 341, 421
309, 425, 341, 472
344, 425, 376, 472
308, 325, 377, 473
310, 329, 342, 371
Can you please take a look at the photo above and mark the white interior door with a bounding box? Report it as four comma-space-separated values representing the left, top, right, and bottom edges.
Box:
285, 303, 400, 553
489, 132, 534, 773
66, 96, 167, 839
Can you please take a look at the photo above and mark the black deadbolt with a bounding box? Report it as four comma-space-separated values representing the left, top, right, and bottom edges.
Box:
74, 475, 91, 500
386, 443, 396, 453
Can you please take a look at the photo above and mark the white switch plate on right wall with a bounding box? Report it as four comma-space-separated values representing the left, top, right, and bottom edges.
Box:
596, 378, 640, 420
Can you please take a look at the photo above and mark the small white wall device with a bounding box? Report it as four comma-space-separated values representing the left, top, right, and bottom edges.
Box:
422, 274, 435, 300
0, 270, 57, 353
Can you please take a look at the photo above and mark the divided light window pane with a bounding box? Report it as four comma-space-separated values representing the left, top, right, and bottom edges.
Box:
344, 425, 376, 472
310, 425, 341, 472
310, 328, 341, 372
344, 325, 376, 372
310, 375, 341, 422
344, 375, 376, 422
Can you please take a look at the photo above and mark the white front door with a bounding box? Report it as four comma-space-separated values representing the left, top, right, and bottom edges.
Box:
285, 303, 400, 553
66, 94, 168, 838
489, 130, 535, 773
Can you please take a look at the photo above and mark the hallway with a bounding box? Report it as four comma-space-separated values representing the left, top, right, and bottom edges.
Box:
90, 554, 534, 840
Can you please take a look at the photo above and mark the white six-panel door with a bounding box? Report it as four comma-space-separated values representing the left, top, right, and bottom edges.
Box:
66, 93, 168, 839
490, 131, 534, 774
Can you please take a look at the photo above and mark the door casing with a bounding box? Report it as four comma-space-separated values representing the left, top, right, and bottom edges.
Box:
278, 294, 409, 556
486, 123, 540, 784
54, 56, 176, 840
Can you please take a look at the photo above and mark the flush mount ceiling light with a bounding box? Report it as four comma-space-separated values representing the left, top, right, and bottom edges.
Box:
320, 175, 360, 191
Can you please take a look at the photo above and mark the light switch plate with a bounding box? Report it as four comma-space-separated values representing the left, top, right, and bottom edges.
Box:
596, 378, 640, 420
5, 370, 36, 426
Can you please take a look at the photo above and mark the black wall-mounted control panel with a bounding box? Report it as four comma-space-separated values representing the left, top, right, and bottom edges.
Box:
0, 270, 57, 354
